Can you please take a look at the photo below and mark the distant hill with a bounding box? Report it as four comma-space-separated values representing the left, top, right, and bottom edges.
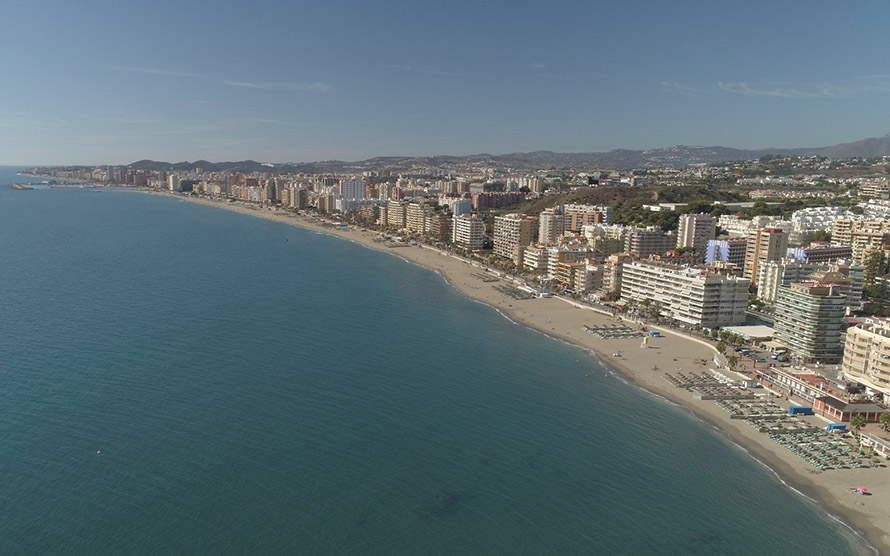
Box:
125, 135, 890, 172
811, 136, 890, 158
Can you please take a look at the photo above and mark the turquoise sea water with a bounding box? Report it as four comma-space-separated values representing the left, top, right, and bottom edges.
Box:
0, 169, 869, 555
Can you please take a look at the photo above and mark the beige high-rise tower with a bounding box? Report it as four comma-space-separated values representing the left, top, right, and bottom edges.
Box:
676, 213, 716, 255
744, 227, 788, 281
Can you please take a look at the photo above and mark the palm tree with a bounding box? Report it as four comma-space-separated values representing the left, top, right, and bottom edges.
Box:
716, 341, 727, 355
879, 412, 890, 432
727, 355, 739, 371
850, 415, 867, 436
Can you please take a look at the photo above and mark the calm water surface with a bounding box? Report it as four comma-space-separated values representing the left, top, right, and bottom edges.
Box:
0, 168, 869, 554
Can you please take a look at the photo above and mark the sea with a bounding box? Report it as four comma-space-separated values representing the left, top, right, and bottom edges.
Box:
0, 167, 871, 555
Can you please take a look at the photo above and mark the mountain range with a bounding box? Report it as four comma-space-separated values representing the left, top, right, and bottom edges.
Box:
126, 135, 890, 173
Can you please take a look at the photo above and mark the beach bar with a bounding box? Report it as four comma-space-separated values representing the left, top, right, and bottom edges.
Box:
812, 396, 884, 423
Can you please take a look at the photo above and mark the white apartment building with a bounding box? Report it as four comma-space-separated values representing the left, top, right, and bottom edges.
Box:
438, 196, 472, 216
339, 179, 366, 200
718, 215, 789, 237
523, 246, 547, 272
453, 214, 485, 250
789, 206, 846, 232
620, 261, 749, 328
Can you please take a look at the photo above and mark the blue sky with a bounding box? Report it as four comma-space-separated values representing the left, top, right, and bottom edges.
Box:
2, 0, 889, 164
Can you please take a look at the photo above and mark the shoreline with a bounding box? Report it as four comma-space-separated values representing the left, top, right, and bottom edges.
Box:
125, 190, 886, 554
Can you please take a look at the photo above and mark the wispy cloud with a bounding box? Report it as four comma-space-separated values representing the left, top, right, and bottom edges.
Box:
110, 65, 199, 77
531, 62, 546, 69
237, 117, 308, 126
717, 79, 886, 98
0, 116, 65, 129
660, 81, 701, 96
718, 81, 819, 98
720, 76, 890, 98
111, 65, 330, 92
222, 80, 331, 92
398, 64, 466, 77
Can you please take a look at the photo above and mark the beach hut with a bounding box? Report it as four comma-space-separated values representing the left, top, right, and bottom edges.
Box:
788, 405, 814, 416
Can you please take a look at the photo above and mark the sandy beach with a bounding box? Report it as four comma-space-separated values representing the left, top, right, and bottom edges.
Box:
153, 192, 887, 554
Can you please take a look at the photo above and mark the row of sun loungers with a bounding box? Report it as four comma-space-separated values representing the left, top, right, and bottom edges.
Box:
692, 385, 757, 400
493, 284, 535, 300
716, 399, 787, 418
663, 372, 718, 388
471, 272, 500, 283
583, 324, 642, 339
770, 431, 881, 471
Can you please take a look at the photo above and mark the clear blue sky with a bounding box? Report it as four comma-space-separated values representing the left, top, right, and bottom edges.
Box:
2, 0, 889, 165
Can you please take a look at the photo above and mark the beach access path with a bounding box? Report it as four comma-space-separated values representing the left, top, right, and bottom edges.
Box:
152, 193, 888, 555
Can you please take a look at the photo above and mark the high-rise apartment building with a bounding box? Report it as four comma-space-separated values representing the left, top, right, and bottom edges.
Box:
624, 227, 675, 258
705, 238, 747, 266
429, 213, 452, 242
773, 281, 847, 362
452, 214, 485, 250
744, 227, 788, 281
493, 214, 537, 264
538, 207, 566, 245
676, 214, 716, 255
340, 179, 366, 200
563, 204, 613, 230
386, 202, 407, 230
439, 196, 472, 216
405, 203, 430, 235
